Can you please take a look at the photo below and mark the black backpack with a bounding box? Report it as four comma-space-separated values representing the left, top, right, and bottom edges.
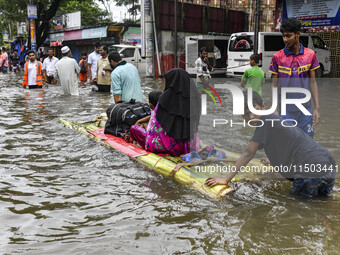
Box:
104, 99, 151, 137
80, 60, 87, 73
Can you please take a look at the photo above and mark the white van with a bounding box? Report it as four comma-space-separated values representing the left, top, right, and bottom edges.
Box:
108, 44, 146, 73
226, 32, 331, 78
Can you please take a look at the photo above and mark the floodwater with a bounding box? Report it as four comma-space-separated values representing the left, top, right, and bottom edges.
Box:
1, 71, 339, 254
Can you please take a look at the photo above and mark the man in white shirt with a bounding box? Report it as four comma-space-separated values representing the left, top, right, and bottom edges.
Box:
42, 48, 59, 85
54, 46, 80, 95
195, 47, 212, 86
88, 41, 101, 86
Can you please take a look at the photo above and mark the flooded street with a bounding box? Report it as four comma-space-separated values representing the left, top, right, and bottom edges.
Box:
1, 71, 340, 254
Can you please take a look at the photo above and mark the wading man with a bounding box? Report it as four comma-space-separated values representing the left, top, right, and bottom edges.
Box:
54, 46, 80, 95
42, 48, 59, 86
205, 92, 336, 198
11, 49, 21, 73
108, 51, 143, 103
95, 45, 112, 92
88, 42, 101, 88
22, 50, 44, 89
0, 47, 9, 73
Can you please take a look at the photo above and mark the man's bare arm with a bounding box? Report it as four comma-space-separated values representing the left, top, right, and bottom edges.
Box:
240, 79, 246, 88
114, 95, 122, 103
271, 73, 279, 114
205, 141, 260, 187
43, 70, 47, 83
309, 69, 320, 126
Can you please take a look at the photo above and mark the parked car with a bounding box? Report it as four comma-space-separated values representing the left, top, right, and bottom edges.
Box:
108, 44, 146, 73
226, 32, 331, 78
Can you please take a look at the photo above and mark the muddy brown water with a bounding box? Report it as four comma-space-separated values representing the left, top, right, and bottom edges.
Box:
1, 72, 339, 254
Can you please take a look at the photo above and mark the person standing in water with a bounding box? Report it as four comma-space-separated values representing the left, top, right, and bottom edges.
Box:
54, 46, 80, 95
22, 50, 44, 89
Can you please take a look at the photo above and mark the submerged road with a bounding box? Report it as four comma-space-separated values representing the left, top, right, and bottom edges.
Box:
0, 71, 339, 254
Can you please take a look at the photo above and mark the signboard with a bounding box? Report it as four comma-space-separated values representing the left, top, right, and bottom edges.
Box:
49, 32, 64, 41
64, 30, 82, 41
53, 16, 63, 30
123, 27, 142, 44
30, 24, 35, 40
82, 27, 107, 39
50, 40, 63, 47
64, 11, 81, 29
17, 22, 27, 35
27, 5, 37, 19
30, 24, 36, 51
283, 0, 340, 28
3, 31, 9, 42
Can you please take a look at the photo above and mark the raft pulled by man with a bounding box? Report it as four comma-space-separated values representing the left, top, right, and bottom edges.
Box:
60, 69, 267, 199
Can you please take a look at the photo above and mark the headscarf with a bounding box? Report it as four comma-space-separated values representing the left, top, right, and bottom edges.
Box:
156, 68, 201, 141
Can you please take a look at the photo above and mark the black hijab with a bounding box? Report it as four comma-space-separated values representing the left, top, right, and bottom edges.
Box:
156, 68, 201, 141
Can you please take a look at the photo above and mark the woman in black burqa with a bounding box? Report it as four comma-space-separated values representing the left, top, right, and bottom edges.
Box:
132, 68, 201, 156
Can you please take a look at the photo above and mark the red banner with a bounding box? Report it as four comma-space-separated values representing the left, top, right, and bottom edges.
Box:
30, 24, 35, 40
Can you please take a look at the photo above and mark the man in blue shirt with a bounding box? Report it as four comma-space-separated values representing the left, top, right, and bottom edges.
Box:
108, 52, 143, 103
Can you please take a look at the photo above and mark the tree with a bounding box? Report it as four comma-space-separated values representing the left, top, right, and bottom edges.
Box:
36, 0, 64, 48
99, 0, 140, 22
0, 0, 111, 49
0, 0, 64, 48
0, 0, 28, 45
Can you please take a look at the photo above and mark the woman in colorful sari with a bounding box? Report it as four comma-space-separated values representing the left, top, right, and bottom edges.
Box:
144, 68, 201, 156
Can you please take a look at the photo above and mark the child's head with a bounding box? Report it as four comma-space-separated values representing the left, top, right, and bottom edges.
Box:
243, 91, 264, 122
82, 52, 87, 59
249, 54, 260, 66
148, 90, 162, 110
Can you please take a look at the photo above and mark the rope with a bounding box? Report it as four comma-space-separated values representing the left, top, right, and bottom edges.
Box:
153, 157, 163, 168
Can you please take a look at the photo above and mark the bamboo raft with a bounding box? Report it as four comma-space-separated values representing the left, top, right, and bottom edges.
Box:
59, 115, 266, 199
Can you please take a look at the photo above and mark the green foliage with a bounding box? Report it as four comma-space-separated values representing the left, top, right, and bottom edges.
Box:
114, 0, 140, 17
0, 0, 64, 48
58, 0, 112, 26
123, 18, 140, 25
0, 0, 112, 48
0, 0, 27, 44
98, 0, 140, 19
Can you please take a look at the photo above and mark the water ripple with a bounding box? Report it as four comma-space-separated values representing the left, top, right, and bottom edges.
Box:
0, 73, 340, 254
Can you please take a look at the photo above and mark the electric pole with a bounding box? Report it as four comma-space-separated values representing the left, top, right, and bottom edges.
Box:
28, 0, 37, 52
253, 0, 261, 55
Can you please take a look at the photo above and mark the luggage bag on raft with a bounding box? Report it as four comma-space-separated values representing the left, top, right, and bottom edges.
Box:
104, 99, 151, 137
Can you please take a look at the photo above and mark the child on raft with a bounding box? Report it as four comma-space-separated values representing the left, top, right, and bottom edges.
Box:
135, 90, 162, 129
205, 91, 336, 198
129, 68, 201, 156
129, 90, 162, 146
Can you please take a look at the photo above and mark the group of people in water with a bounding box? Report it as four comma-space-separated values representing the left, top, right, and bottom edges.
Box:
1, 17, 336, 198
127, 18, 336, 198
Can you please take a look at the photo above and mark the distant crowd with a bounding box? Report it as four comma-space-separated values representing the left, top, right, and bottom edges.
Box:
0, 41, 143, 100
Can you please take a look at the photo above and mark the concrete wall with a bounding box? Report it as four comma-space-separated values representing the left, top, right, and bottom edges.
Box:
156, 30, 198, 75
